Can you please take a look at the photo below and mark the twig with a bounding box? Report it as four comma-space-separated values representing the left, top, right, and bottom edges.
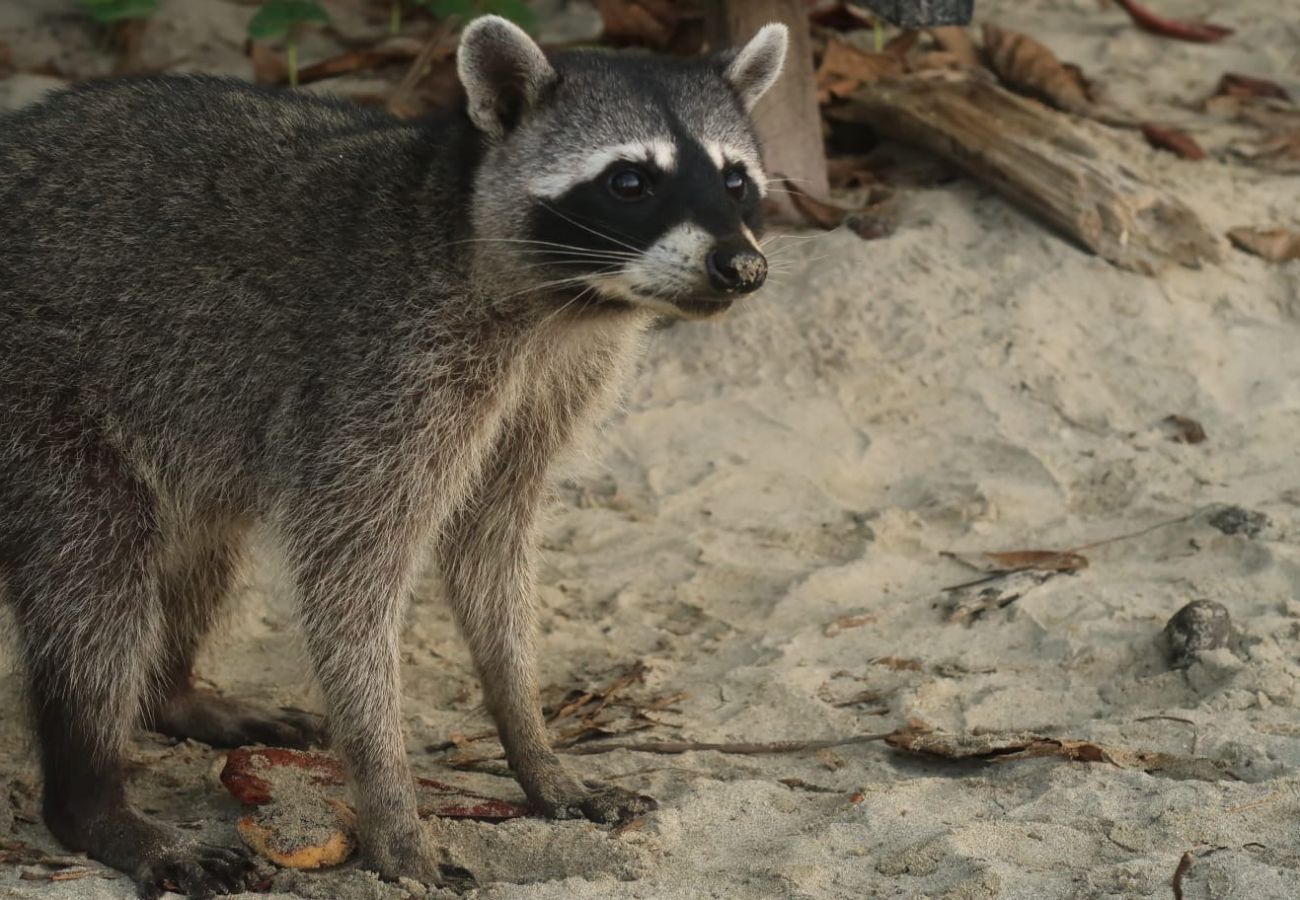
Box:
387, 21, 452, 117
560, 733, 892, 757
1227, 794, 1278, 815
1066, 509, 1205, 554
1171, 850, 1194, 900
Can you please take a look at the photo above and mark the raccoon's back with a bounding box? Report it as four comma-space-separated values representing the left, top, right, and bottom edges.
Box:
0, 76, 475, 471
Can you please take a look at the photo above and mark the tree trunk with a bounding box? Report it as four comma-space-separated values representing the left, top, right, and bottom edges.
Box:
707, 0, 829, 213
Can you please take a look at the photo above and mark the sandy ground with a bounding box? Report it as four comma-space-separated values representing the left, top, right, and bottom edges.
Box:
4, 1, 1300, 898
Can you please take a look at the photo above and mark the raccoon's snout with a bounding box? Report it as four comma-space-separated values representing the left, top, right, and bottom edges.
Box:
706, 241, 767, 295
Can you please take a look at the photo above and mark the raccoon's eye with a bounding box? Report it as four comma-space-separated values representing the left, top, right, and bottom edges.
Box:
724, 169, 747, 201
608, 167, 651, 201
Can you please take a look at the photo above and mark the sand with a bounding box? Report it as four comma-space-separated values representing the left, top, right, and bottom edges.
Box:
3, 1, 1300, 898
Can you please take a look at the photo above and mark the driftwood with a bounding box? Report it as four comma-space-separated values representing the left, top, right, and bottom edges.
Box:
836, 72, 1221, 274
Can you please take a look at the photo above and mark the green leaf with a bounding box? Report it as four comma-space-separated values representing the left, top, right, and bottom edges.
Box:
416, 0, 476, 20
485, 0, 537, 32
77, 0, 160, 24
247, 0, 331, 41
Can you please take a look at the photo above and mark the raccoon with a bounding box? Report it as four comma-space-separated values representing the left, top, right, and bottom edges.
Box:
0, 15, 786, 896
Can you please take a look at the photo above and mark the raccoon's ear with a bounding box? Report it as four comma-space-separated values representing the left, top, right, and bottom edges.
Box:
458, 15, 557, 140
721, 23, 788, 112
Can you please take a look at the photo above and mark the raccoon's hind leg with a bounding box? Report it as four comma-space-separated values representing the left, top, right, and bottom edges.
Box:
8, 448, 256, 898
144, 525, 326, 749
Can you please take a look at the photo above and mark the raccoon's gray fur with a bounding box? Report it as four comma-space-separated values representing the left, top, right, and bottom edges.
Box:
0, 16, 786, 896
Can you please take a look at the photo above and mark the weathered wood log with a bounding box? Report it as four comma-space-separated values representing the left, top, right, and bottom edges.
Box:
836, 71, 1221, 274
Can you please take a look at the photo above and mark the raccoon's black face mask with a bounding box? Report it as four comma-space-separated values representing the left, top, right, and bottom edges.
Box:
458, 16, 787, 319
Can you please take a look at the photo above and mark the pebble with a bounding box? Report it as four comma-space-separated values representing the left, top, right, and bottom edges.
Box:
1163, 600, 1231, 668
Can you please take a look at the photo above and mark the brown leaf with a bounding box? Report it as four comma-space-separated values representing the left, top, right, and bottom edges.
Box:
593, 0, 678, 49
824, 612, 877, 636
1113, 0, 1234, 43
1162, 414, 1207, 445
1140, 123, 1206, 160
910, 50, 968, 72
0, 41, 11, 74
1227, 226, 1300, 262
1215, 73, 1291, 102
873, 656, 923, 672
885, 726, 1232, 780
1247, 131, 1300, 175
221, 748, 528, 821
816, 748, 845, 770
943, 549, 1089, 574
825, 154, 882, 189
982, 24, 1092, 115
775, 178, 896, 240
817, 37, 905, 93
928, 26, 979, 67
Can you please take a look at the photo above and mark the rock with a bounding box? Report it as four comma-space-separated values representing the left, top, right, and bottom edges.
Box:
1163, 600, 1231, 668
855, 0, 975, 27
1207, 505, 1269, 538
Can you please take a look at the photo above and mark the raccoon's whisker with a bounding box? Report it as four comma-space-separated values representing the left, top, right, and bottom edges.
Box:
449, 237, 639, 258
537, 202, 643, 254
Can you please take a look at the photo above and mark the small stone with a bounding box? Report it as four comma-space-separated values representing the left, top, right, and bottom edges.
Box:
1163, 600, 1231, 668
1207, 505, 1269, 538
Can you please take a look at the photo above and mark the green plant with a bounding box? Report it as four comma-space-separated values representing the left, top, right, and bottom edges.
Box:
248, 0, 331, 87
415, 0, 538, 34
77, 0, 159, 25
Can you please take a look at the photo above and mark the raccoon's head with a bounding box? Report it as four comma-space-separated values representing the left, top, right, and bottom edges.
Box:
459, 15, 787, 319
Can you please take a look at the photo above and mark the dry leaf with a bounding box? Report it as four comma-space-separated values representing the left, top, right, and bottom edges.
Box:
1141, 123, 1206, 160
1113, 0, 1233, 43
1161, 414, 1207, 445
885, 725, 1232, 781
1227, 226, 1300, 262
910, 50, 968, 72
1215, 73, 1291, 102
873, 656, 923, 672
928, 26, 979, 67
816, 749, 845, 770
824, 612, 877, 636
817, 37, 905, 94
221, 747, 528, 821
982, 24, 1092, 115
593, 0, 678, 49
775, 178, 896, 240
1247, 131, 1300, 174
943, 549, 1089, 574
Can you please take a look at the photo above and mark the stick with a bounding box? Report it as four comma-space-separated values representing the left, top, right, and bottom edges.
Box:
560, 733, 892, 757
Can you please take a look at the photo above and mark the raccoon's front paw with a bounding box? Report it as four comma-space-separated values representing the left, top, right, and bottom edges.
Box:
535, 780, 658, 824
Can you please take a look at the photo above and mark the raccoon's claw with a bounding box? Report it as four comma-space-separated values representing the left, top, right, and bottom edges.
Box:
538, 781, 658, 824
135, 842, 258, 900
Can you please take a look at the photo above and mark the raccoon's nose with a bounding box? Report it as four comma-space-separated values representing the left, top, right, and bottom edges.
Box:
706, 242, 767, 294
